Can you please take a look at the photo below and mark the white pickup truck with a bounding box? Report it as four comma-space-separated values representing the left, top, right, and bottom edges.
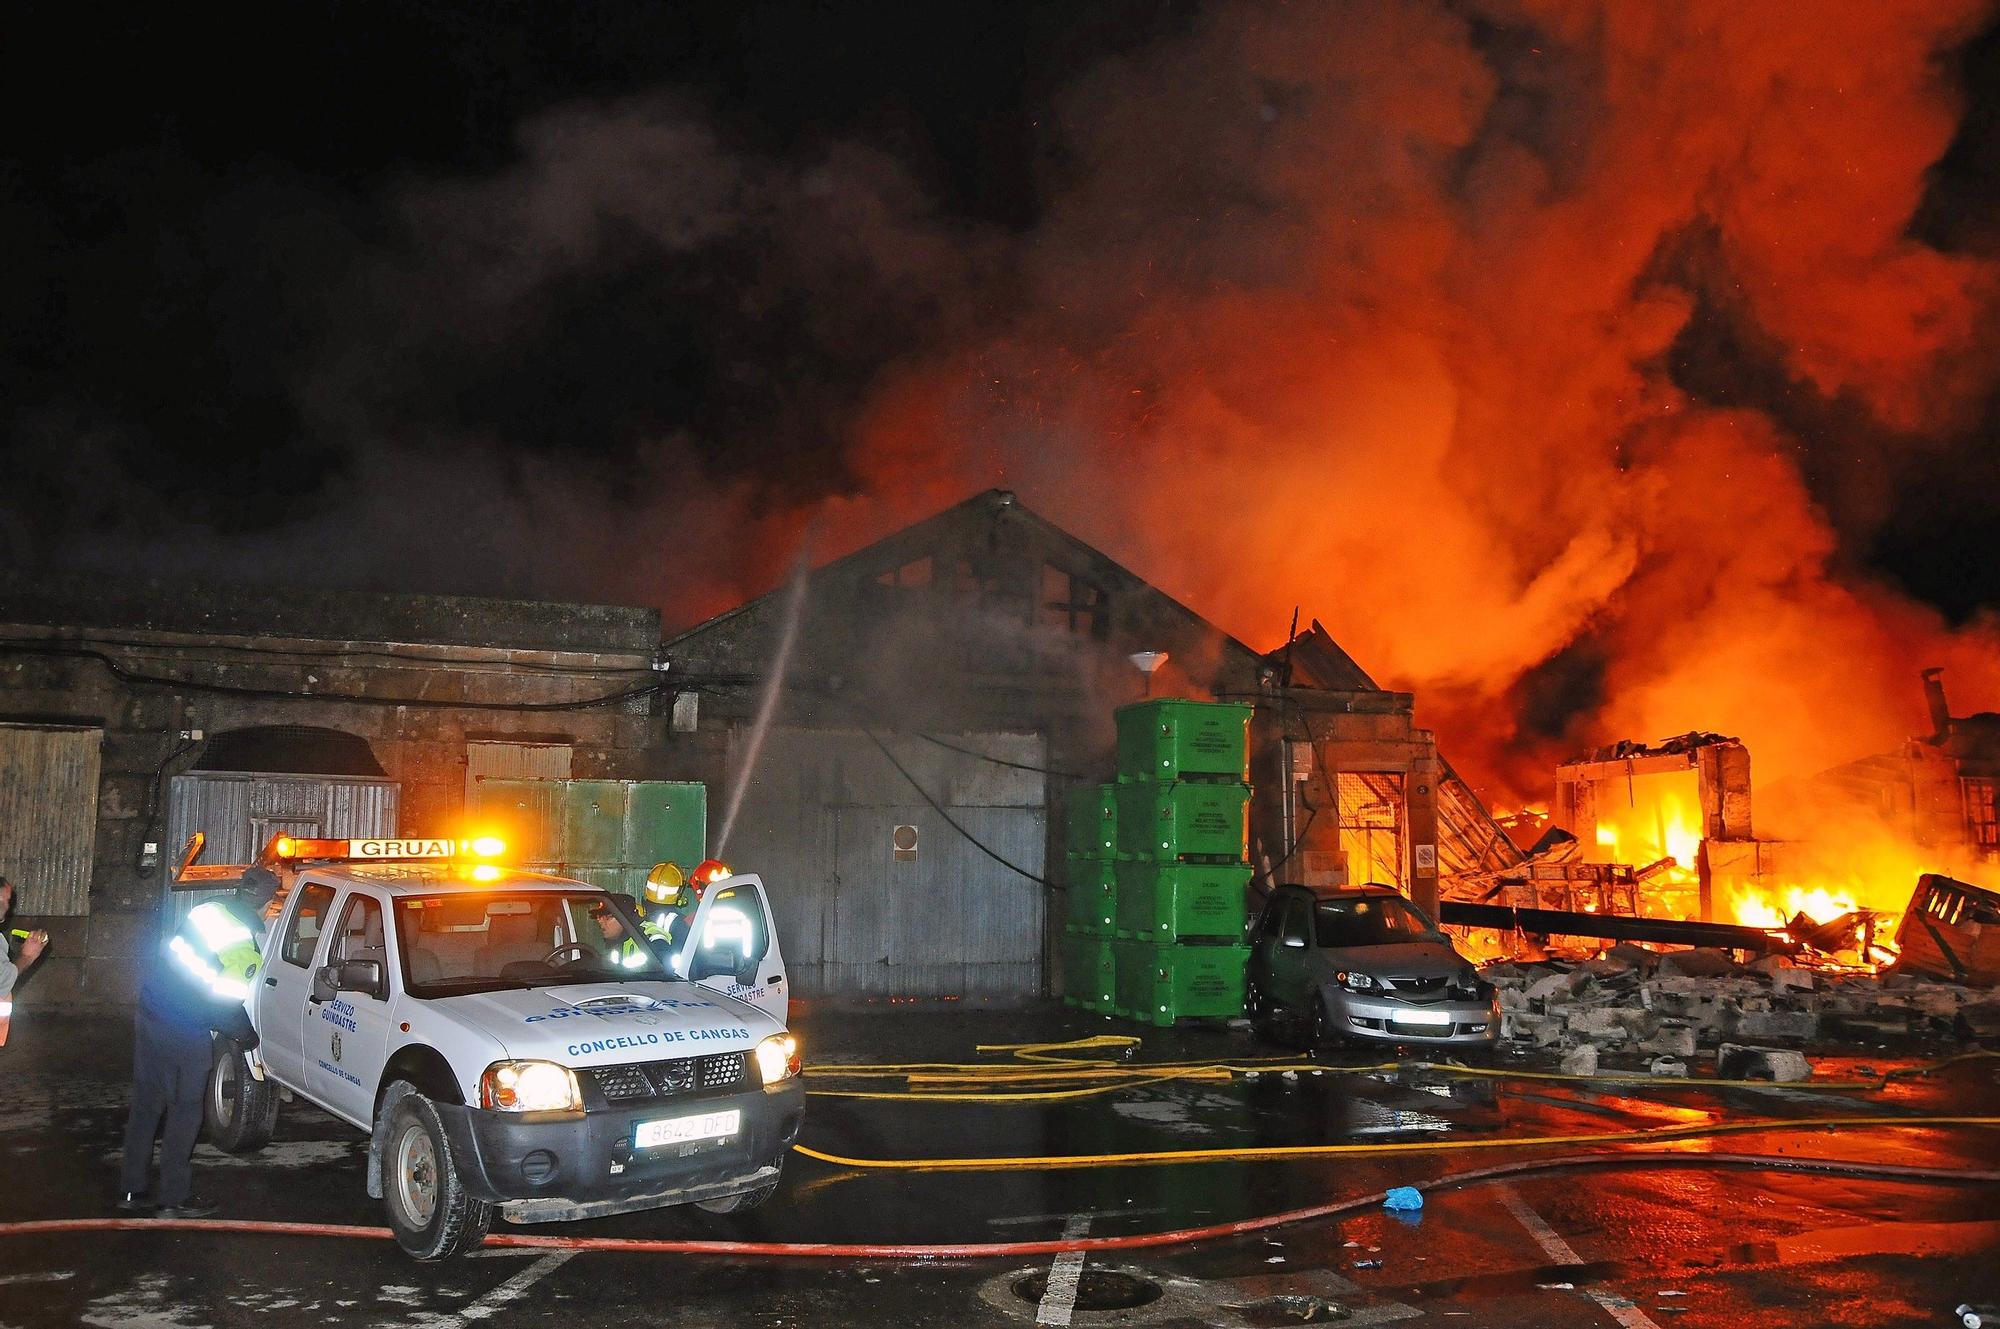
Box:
190, 840, 803, 1259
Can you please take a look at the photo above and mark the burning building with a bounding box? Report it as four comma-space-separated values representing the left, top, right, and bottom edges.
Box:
1515, 670, 2000, 959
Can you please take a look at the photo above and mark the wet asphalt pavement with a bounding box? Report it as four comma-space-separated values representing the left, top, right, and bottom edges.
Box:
1, 1006, 1996, 1329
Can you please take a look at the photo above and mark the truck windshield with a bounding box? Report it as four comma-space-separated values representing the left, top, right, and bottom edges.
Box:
1314, 895, 1435, 947
393, 890, 669, 996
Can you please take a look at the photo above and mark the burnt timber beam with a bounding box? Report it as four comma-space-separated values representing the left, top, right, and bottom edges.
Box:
1438, 901, 1802, 954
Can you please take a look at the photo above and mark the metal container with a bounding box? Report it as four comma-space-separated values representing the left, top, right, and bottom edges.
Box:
466, 778, 706, 902
1115, 700, 1252, 784
1114, 781, 1250, 862
1114, 859, 1250, 941
1112, 939, 1249, 1026
1064, 783, 1118, 859
1065, 856, 1117, 935
1060, 929, 1117, 1012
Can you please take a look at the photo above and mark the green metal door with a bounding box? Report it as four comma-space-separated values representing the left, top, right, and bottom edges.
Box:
468, 778, 706, 902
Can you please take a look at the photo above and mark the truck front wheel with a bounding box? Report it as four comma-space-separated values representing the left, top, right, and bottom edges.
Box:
696, 1176, 779, 1214
382, 1091, 491, 1260
204, 1040, 277, 1153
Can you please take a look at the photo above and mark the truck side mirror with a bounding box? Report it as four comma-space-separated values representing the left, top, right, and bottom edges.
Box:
313, 959, 385, 1003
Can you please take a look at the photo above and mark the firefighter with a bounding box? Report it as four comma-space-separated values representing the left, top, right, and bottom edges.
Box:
0, 876, 49, 1048
640, 861, 694, 952
116, 865, 279, 1217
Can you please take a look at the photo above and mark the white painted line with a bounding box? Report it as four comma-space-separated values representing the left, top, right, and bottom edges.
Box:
991, 1206, 1170, 1226
408, 1250, 576, 1328
1498, 1185, 1662, 1329
1035, 1215, 1092, 1327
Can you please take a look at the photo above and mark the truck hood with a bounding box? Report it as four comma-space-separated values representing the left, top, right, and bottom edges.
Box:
433, 982, 777, 1067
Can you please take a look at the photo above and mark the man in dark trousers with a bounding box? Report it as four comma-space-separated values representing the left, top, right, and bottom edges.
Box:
116, 866, 278, 1217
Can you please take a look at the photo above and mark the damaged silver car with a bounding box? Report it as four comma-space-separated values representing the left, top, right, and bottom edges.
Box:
1247, 883, 1498, 1053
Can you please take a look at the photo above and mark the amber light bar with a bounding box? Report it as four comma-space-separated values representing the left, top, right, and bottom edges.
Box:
269, 836, 506, 861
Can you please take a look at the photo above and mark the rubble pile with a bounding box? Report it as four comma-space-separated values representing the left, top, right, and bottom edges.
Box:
1481, 944, 2000, 1069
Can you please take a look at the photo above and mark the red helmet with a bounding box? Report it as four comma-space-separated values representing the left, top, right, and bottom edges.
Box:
689, 858, 733, 888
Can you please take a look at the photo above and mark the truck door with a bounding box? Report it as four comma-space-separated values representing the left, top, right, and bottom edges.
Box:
681, 876, 787, 1023
262, 881, 336, 1088
307, 890, 396, 1128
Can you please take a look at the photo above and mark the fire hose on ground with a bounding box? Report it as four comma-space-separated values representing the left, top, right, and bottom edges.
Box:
0, 1149, 1993, 1258
799, 1039, 2000, 1104
0, 1039, 1991, 1258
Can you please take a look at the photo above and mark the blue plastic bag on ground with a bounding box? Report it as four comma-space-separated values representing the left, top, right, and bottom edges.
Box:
1382, 1186, 1424, 1211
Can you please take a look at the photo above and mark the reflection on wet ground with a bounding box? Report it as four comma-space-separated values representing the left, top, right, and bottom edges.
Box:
0, 1005, 1995, 1327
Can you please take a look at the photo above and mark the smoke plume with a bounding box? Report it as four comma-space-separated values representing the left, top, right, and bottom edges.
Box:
12, 1, 2000, 804
832, 0, 2000, 796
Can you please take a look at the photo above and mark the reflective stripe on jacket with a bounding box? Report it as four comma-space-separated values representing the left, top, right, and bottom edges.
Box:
168, 900, 264, 1002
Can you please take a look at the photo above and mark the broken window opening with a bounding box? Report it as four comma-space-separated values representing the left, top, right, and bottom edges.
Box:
874, 556, 933, 589
1039, 563, 1109, 638
1963, 778, 1997, 854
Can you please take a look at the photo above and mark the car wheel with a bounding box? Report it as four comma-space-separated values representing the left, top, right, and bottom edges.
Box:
1310, 997, 1348, 1060
696, 1177, 780, 1214
382, 1091, 491, 1260
1246, 976, 1282, 1045
203, 1040, 277, 1153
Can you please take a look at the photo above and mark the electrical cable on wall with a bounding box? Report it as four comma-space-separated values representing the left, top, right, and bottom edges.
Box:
0, 640, 753, 713
862, 728, 1058, 890
26, 632, 661, 675
904, 729, 1090, 781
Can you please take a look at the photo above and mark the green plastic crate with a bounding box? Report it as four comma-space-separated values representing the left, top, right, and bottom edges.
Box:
1064, 784, 1119, 858
1066, 856, 1117, 935
1114, 781, 1250, 862
1115, 699, 1252, 783
1112, 939, 1249, 1026
1061, 929, 1117, 1012
1114, 860, 1251, 941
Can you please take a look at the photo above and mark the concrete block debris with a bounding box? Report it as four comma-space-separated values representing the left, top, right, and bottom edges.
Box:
1716, 1043, 1813, 1082
1478, 944, 1998, 1068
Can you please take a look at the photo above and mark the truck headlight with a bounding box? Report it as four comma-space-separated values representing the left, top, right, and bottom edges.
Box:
1335, 970, 1378, 992
754, 1034, 801, 1085
479, 1060, 583, 1113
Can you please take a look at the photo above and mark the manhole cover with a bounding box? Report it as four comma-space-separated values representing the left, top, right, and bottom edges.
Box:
1011, 1270, 1165, 1311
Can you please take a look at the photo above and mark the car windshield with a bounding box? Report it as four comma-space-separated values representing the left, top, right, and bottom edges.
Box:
392, 890, 668, 997
1314, 894, 1435, 947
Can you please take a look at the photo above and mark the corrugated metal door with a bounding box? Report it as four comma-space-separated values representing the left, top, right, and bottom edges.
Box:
465, 742, 573, 802
0, 723, 104, 916
164, 773, 398, 928
725, 728, 1046, 999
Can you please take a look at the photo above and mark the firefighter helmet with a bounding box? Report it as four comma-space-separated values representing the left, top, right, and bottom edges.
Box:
689, 858, 732, 888
643, 861, 686, 906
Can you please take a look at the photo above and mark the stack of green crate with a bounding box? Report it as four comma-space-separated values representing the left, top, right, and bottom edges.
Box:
1110, 699, 1254, 1025
1060, 783, 1118, 1011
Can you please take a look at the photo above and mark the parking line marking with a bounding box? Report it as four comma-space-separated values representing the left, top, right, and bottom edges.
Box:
1498, 1185, 1661, 1329
1035, 1215, 1091, 1326
991, 1206, 1169, 1227
414, 1250, 575, 1327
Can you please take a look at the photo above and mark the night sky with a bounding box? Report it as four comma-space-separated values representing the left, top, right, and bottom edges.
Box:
6, 2, 2000, 692
5, 1, 1195, 597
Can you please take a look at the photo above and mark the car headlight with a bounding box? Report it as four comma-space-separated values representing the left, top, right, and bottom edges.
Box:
1335, 970, 1378, 992
754, 1033, 801, 1085
479, 1060, 583, 1113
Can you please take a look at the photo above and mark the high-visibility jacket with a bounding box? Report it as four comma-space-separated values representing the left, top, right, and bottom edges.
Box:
141, 898, 265, 1037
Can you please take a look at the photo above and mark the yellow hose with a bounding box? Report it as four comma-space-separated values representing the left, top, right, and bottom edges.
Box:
801, 1039, 1997, 1102
795, 1112, 2000, 1171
